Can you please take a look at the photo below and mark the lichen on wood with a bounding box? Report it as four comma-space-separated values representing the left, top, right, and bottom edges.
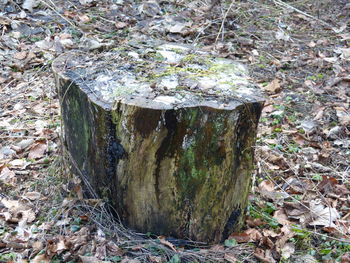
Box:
53, 41, 264, 243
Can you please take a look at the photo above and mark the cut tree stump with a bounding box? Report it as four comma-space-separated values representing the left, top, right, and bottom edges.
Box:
53, 42, 264, 243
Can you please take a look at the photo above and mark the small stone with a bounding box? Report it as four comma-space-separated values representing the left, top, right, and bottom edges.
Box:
327, 126, 343, 140
299, 120, 318, 134
138, 1, 161, 17
16, 139, 35, 150
333, 139, 350, 148
0, 146, 16, 159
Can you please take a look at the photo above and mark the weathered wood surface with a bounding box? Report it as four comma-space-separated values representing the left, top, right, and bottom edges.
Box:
53, 42, 264, 243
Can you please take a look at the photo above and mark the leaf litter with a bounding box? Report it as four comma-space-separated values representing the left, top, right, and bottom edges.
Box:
0, 0, 350, 262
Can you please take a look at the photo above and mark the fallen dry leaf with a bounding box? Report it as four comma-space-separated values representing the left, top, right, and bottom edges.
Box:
106, 241, 123, 256
79, 256, 112, 263
340, 48, 350, 60
258, 180, 275, 192
307, 41, 316, 48
0, 167, 16, 184
1, 198, 36, 223
16, 139, 35, 151
79, 14, 90, 23
246, 217, 265, 227
309, 200, 340, 227
31, 240, 44, 254
262, 79, 282, 94
120, 258, 141, 263
341, 253, 350, 263
14, 51, 27, 60
95, 245, 107, 260
28, 142, 47, 159
148, 256, 162, 263
280, 242, 295, 260
23, 191, 41, 201
340, 33, 350, 41
228, 232, 250, 243
262, 229, 279, 238
273, 209, 291, 225
334, 107, 350, 126
275, 225, 295, 251
115, 21, 128, 29
245, 228, 262, 242
254, 248, 276, 263
224, 253, 238, 263
159, 237, 177, 251
31, 254, 50, 263
9, 159, 30, 169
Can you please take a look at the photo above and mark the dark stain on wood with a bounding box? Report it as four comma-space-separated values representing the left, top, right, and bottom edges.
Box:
222, 208, 241, 241
134, 108, 161, 137
154, 110, 178, 207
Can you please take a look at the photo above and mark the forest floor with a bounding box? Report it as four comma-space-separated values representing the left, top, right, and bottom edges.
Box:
0, 0, 349, 262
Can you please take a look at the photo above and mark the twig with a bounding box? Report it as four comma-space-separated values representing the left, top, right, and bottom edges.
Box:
273, 0, 334, 29
39, 0, 78, 29
215, 0, 235, 44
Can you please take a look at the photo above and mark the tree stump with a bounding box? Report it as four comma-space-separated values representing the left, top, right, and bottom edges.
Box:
53, 42, 264, 243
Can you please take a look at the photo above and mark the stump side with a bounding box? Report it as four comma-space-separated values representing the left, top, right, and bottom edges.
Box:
53, 43, 264, 243
110, 102, 263, 242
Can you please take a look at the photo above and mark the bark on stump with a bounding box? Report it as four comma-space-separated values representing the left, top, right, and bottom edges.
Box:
53, 43, 264, 243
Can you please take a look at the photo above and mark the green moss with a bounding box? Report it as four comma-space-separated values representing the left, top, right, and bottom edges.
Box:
65, 86, 90, 165
174, 109, 231, 206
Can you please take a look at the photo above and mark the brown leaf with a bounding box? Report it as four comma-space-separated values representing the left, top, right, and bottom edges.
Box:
245, 228, 262, 242
318, 176, 338, 194
281, 242, 295, 260
273, 209, 291, 225
0, 16, 11, 25
19, 209, 36, 223
159, 237, 177, 251
95, 245, 107, 260
334, 107, 350, 125
14, 51, 28, 60
1, 198, 36, 223
262, 229, 279, 238
224, 253, 238, 263
254, 248, 276, 263
57, 238, 68, 253
259, 180, 275, 192
210, 244, 225, 251
275, 225, 295, 251
120, 258, 141, 263
341, 253, 350, 263
340, 33, 350, 41
79, 14, 90, 23
263, 105, 275, 113
334, 184, 350, 196
246, 217, 266, 227
260, 236, 274, 249
31, 240, 44, 254
79, 256, 112, 263
64, 10, 77, 19
309, 200, 340, 227
115, 22, 128, 29
31, 254, 50, 263
228, 232, 250, 243
60, 33, 72, 40
263, 79, 281, 94
28, 142, 47, 159
9, 159, 30, 169
307, 41, 316, 48
149, 256, 162, 263
0, 167, 16, 184
23, 191, 41, 200
106, 241, 123, 256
